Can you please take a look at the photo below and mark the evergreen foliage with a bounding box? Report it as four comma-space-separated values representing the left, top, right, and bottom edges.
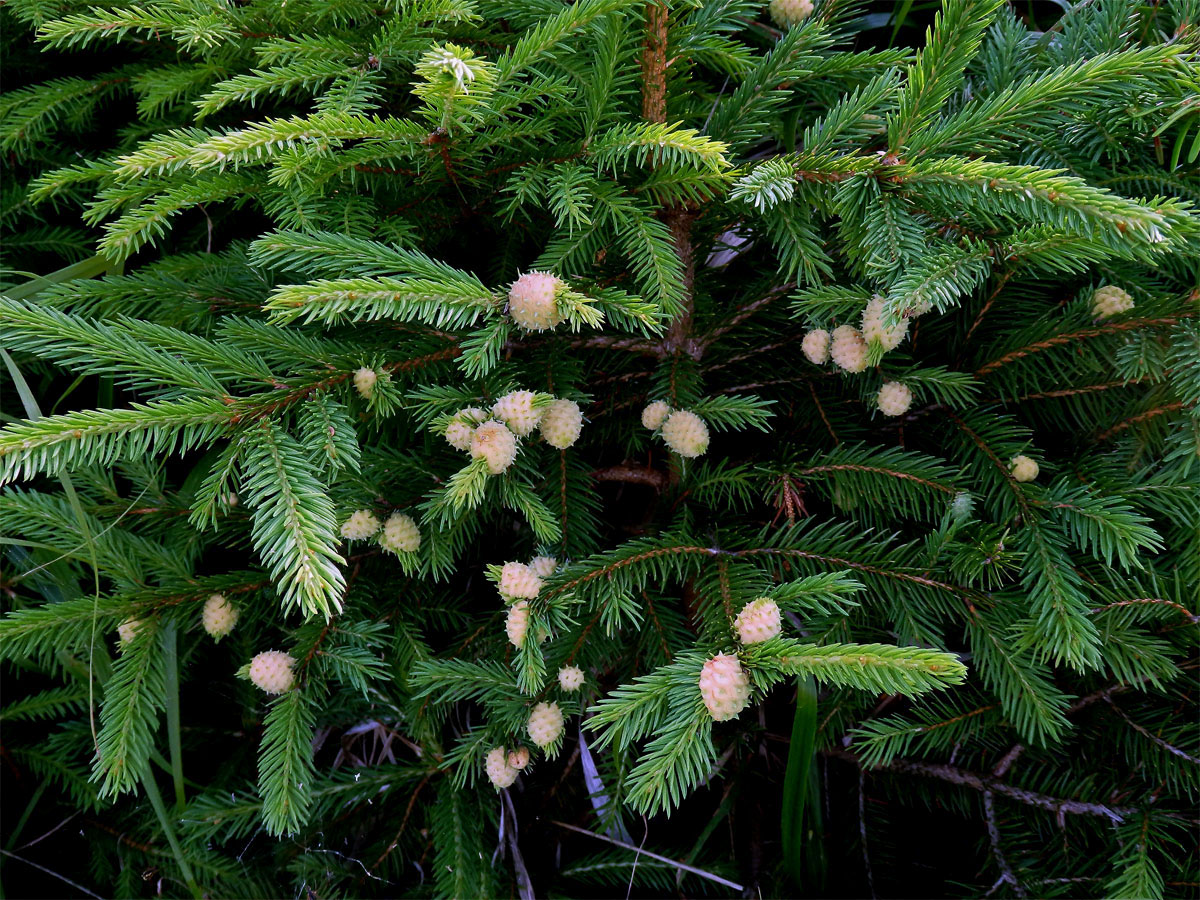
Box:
1, 0, 1197, 896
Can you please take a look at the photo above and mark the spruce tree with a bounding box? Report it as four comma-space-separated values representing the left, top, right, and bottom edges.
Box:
1, 0, 1198, 897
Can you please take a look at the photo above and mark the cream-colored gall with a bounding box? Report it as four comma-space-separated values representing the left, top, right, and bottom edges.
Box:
1010, 455, 1040, 483
734, 599, 782, 645
526, 701, 565, 748
860, 295, 909, 352
508, 271, 566, 331
340, 509, 380, 541
1092, 285, 1134, 318
527, 555, 557, 579
661, 410, 710, 458
445, 407, 486, 452
506, 601, 530, 648
500, 562, 542, 600
353, 367, 378, 399
202, 593, 238, 641
557, 665, 585, 691
641, 400, 671, 430
485, 746, 518, 789
539, 399, 583, 449
507, 746, 530, 769
876, 382, 913, 417
801, 329, 830, 365
769, 0, 814, 28
117, 618, 142, 646
492, 390, 543, 437
830, 325, 869, 373
699, 653, 752, 722
470, 421, 518, 474
379, 512, 420, 554
249, 651, 296, 694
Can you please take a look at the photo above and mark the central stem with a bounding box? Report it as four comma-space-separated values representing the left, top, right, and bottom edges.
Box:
641, 2, 668, 123
641, 2, 699, 359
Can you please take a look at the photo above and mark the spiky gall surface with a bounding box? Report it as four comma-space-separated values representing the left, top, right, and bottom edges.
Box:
1092, 285, 1135, 318
861, 295, 909, 352
470, 421, 518, 474
202, 593, 238, 640
506, 600, 530, 648
508, 271, 565, 331
1010, 455, 1040, 482
445, 407, 486, 452
249, 651, 296, 694
662, 410, 710, 458
353, 367, 378, 398
492, 390, 543, 436
379, 512, 420, 554
340, 509, 380, 540
485, 746, 518, 788
769, 0, 814, 28
641, 400, 671, 430
539, 399, 583, 449
801, 329, 830, 364
699, 653, 752, 722
877, 382, 913, 417
830, 325, 869, 373
526, 701, 565, 748
528, 555, 557, 578
500, 562, 542, 599
557, 665, 585, 691
734, 599, 782, 645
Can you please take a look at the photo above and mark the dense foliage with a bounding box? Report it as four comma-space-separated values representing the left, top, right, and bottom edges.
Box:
1, 0, 1198, 897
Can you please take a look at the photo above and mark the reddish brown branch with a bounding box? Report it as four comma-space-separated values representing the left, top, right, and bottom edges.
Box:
1095, 402, 1186, 442
976, 315, 1194, 377
591, 464, 668, 492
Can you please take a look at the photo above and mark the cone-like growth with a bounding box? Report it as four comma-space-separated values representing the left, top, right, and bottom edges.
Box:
526, 701, 565, 748
248, 651, 296, 694
699, 654, 752, 722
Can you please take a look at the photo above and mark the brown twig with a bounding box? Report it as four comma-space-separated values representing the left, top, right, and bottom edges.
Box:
1096, 402, 1186, 442
591, 464, 668, 492
831, 750, 1139, 821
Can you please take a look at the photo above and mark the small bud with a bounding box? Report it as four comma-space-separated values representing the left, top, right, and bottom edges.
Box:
117, 618, 142, 647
